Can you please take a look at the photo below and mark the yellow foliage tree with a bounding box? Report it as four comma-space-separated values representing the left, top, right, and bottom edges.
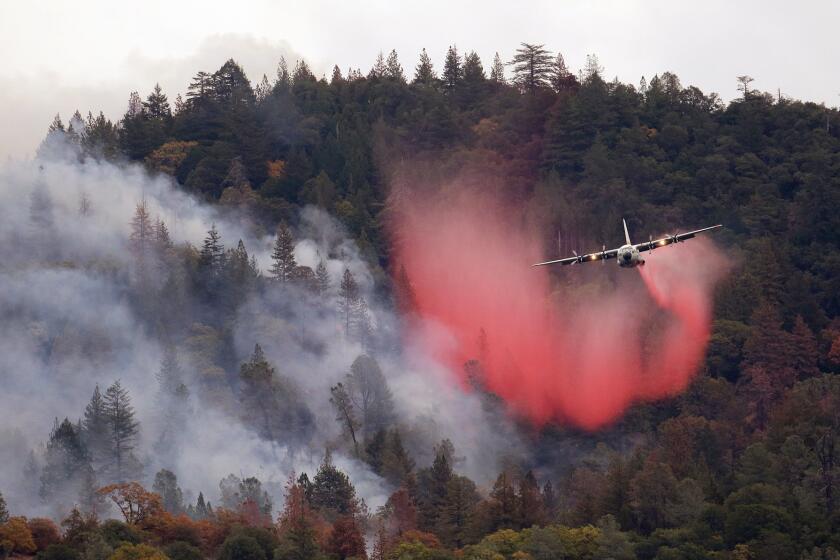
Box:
145, 141, 198, 176
109, 543, 169, 560
0, 517, 37, 555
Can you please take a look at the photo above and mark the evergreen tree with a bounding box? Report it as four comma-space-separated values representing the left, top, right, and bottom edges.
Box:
154, 346, 189, 457
82, 385, 110, 476
489, 52, 506, 83
518, 470, 545, 528
40, 418, 94, 503
462, 51, 485, 83
442, 45, 462, 92
346, 355, 395, 439
439, 475, 479, 547
315, 260, 330, 296
413, 48, 437, 86
0, 490, 9, 523
385, 49, 405, 83
199, 223, 224, 274
488, 471, 518, 530
274, 57, 291, 93
582, 53, 604, 83
276, 475, 321, 560
310, 454, 358, 520
152, 469, 184, 514
550, 52, 578, 92
369, 51, 387, 79
417, 444, 453, 532
509, 43, 554, 94
292, 59, 315, 84
270, 223, 297, 282
255, 74, 272, 102
338, 269, 359, 335
48, 114, 65, 133
129, 200, 154, 284
542, 480, 558, 521
103, 381, 141, 482
330, 383, 361, 457
330, 65, 344, 85
143, 84, 171, 119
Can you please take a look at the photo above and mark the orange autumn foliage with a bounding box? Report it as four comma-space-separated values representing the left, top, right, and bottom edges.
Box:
98, 482, 164, 526
266, 160, 286, 179
26, 518, 61, 551
0, 517, 37, 555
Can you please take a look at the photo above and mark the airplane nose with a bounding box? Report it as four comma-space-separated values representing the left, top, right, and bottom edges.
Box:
623, 253, 631, 262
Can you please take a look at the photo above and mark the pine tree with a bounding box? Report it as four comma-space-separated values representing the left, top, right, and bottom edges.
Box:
550, 52, 578, 92
330, 383, 361, 457
103, 381, 141, 482
489, 52, 506, 83
489, 471, 518, 530
274, 57, 291, 93
385, 49, 405, 82
542, 480, 558, 521
582, 53, 604, 83
126, 91, 143, 117
255, 74, 271, 102
191, 492, 210, 520
152, 469, 184, 514
276, 475, 321, 559
463, 51, 485, 83
331, 65, 344, 85
316, 260, 330, 296
0, 491, 9, 523
239, 344, 278, 441
83, 385, 110, 476
413, 48, 437, 86
154, 346, 189, 456
518, 470, 545, 528
48, 114, 65, 133
143, 84, 171, 119
510, 43, 554, 94
310, 453, 358, 519
439, 475, 479, 548
199, 224, 224, 274
346, 355, 394, 440
129, 200, 154, 283
270, 223, 297, 282
442, 45, 462, 92
292, 59, 314, 83
339, 268, 359, 335
369, 51, 387, 79
417, 444, 453, 532
40, 418, 94, 502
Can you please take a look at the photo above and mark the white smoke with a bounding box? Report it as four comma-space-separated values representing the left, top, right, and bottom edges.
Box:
0, 144, 526, 520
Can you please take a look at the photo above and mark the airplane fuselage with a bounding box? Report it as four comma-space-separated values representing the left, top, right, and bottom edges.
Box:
617, 244, 645, 267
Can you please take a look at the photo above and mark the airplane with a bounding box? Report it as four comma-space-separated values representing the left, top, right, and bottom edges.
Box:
532, 219, 722, 268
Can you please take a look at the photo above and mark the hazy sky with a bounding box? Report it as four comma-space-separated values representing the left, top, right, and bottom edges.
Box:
2, 0, 838, 158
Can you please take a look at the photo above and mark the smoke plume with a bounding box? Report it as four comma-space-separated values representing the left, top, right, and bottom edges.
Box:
0, 146, 524, 519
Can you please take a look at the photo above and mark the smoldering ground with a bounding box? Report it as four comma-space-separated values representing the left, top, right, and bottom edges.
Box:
0, 145, 526, 519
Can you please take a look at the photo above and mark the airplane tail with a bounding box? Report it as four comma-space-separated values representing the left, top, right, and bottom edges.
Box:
623, 218, 631, 245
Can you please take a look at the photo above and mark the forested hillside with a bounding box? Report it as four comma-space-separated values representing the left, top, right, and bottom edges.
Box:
2, 44, 840, 560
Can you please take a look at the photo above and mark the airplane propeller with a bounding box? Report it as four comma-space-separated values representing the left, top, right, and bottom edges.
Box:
602, 244, 606, 263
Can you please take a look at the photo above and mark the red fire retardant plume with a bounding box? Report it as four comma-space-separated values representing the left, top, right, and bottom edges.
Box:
391, 186, 729, 430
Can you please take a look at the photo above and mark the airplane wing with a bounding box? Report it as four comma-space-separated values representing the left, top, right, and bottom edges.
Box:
532, 247, 619, 267
635, 224, 723, 253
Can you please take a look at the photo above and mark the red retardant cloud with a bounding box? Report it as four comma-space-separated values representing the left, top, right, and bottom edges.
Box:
390, 184, 729, 430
